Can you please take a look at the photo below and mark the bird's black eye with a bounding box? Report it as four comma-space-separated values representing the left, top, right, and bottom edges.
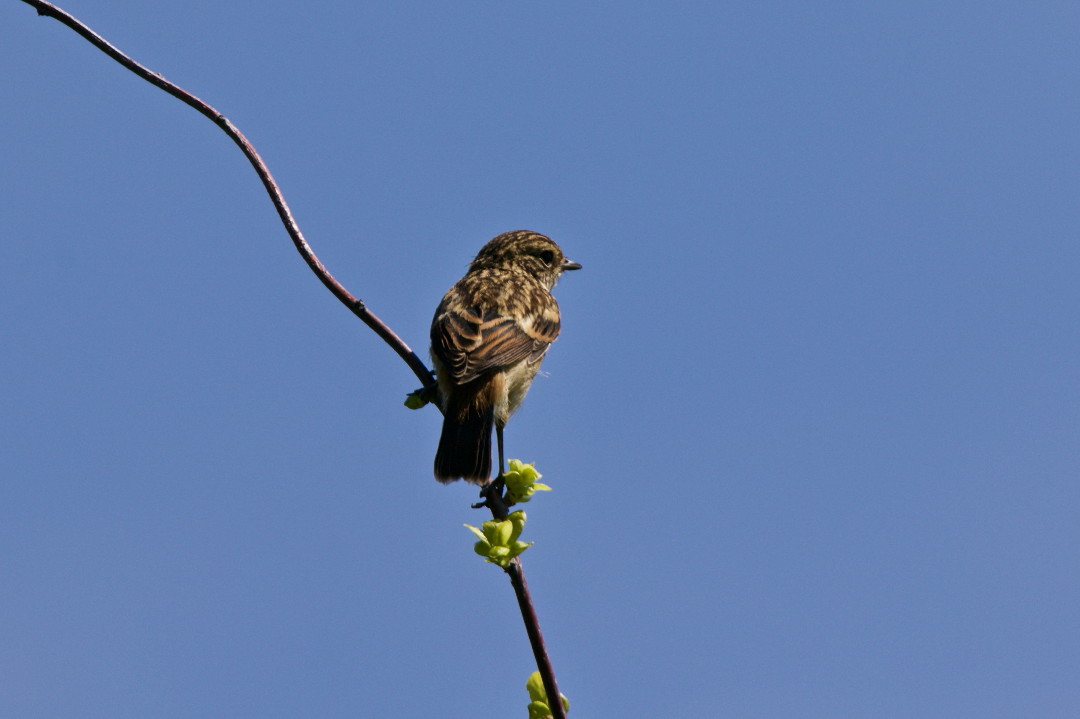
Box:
538, 250, 555, 266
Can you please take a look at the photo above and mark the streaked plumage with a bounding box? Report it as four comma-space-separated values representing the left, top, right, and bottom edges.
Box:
431, 230, 580, 484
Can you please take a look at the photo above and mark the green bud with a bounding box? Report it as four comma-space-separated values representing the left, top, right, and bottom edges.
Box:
526, 671, 546, 702
403, 390, 428, 409
525, 671, 569, 716
527, 700, 552, 719
488, 519, 513, 546
508, 511, 527, 541
464, 517, 532, 568
503, 459, 553, 504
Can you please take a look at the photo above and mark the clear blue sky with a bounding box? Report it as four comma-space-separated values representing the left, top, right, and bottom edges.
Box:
2, 1, 1078, 717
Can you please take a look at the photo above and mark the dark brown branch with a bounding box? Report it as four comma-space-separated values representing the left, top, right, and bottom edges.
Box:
20, 0, 562, 711
20, 0, 434, 389
508, 559, 566, 719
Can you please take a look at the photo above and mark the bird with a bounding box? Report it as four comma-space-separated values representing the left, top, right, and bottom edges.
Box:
430, 230, 581, 484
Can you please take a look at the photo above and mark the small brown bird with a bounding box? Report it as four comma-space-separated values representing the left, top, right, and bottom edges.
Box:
430, 230, 581, 484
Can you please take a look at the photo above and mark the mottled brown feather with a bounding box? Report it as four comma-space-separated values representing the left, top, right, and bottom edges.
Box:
431, 272, 561, 386
430, 231, 578, 484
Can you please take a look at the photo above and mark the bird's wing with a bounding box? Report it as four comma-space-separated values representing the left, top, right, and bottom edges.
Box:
432, 294, 560, 386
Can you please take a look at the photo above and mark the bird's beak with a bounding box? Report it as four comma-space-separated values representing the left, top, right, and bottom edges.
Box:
562, 258, 582, 271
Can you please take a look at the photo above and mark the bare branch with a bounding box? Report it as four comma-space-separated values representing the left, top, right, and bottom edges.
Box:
509, 559, 567, 719
19, 0, 435, 389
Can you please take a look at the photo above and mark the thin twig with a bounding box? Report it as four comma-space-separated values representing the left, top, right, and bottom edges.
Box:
508, 559, 567, 719
20, 0, 434, 389
19, 1, 563, 712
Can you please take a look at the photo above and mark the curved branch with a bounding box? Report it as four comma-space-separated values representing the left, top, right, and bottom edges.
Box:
20, 0, 435, 389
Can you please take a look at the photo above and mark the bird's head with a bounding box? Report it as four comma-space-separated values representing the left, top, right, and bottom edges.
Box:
469, 230, 581, 289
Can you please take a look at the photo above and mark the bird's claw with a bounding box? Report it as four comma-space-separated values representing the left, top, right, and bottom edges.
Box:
472, 476, 510, 517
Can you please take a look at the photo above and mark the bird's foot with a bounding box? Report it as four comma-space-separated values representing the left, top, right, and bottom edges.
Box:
472, 476, 510, 518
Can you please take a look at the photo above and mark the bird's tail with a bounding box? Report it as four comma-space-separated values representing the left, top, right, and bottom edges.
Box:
434, 380, 497, 484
